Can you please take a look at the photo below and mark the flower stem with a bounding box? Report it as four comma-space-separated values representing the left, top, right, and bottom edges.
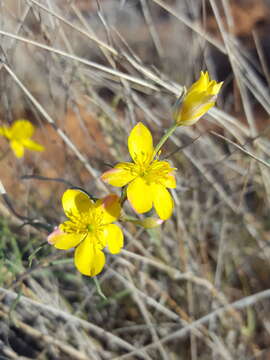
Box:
120, 186, 127, 205
154, 123, 178, 157
93, 277, 107, 300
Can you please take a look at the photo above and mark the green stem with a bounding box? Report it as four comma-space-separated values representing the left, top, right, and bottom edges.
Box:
120, 186, 127, 205
154, 123, 178, 157
93, 277, 107, 300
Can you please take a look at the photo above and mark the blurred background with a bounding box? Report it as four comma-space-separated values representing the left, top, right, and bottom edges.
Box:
1, 0, 270, 359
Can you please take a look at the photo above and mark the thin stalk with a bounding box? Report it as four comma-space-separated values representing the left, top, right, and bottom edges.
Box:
154, 123, 178, 157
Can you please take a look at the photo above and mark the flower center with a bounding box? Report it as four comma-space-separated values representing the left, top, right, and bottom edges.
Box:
62, 210, 103, 237
87, 224, 94, 232
135, 160, 173, 184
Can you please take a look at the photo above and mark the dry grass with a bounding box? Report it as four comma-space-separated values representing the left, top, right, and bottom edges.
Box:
0, 0, 270, 359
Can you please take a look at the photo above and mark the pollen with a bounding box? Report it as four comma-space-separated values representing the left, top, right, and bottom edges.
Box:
133, 160, 174, 184
87, 224, 94, 232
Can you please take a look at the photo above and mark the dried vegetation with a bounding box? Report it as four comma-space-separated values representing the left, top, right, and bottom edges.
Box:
1, 0, 270, 359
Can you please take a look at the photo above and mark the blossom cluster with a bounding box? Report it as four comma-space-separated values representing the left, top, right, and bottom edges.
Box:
0, 72, 222, 277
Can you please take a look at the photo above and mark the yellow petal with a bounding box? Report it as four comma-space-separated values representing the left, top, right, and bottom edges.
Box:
177, 90, 216, 125
47, 227, 62, 244
152, 183, 174, 220
100, 224, 124, 254
10, 140, 24, 158
22, 138, 44, 152
62, 189, 94, 217
0, 126, 11, 139
188, 71, 209, 95
212, 81, 223, 94
128, 122, 154, 165
127, 177, 153, 213
74, 237, 105, 276
179, 101, 215, 126
185, 91, 214, 107
101, 162, 136, 187
52, 232, 83, 250
10, 120, 34, 139
160, 172, 176, 188
148, 160, 176, 188
95, 194, 121, 224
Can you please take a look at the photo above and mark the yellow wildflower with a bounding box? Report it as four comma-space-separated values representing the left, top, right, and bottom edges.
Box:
0, 119, 44, 158
48, 189, 124, 277
174, 71, 223, 126
101, 122, 176, 220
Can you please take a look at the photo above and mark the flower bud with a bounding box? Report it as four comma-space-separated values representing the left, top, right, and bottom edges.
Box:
174, 71, 223, 126
135, 217, 164, 229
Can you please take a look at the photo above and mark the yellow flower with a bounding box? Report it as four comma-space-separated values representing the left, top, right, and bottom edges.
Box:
48, 189, 124, 277
101, 122, 176, 220
174, 71, 223, 126
0, 119, 44, 158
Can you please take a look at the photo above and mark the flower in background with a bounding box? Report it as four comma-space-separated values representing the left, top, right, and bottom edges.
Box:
174, 71, 223, 126
101, 122, 176, 220
48, 189, 123, 277
0, 119, 44, 158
